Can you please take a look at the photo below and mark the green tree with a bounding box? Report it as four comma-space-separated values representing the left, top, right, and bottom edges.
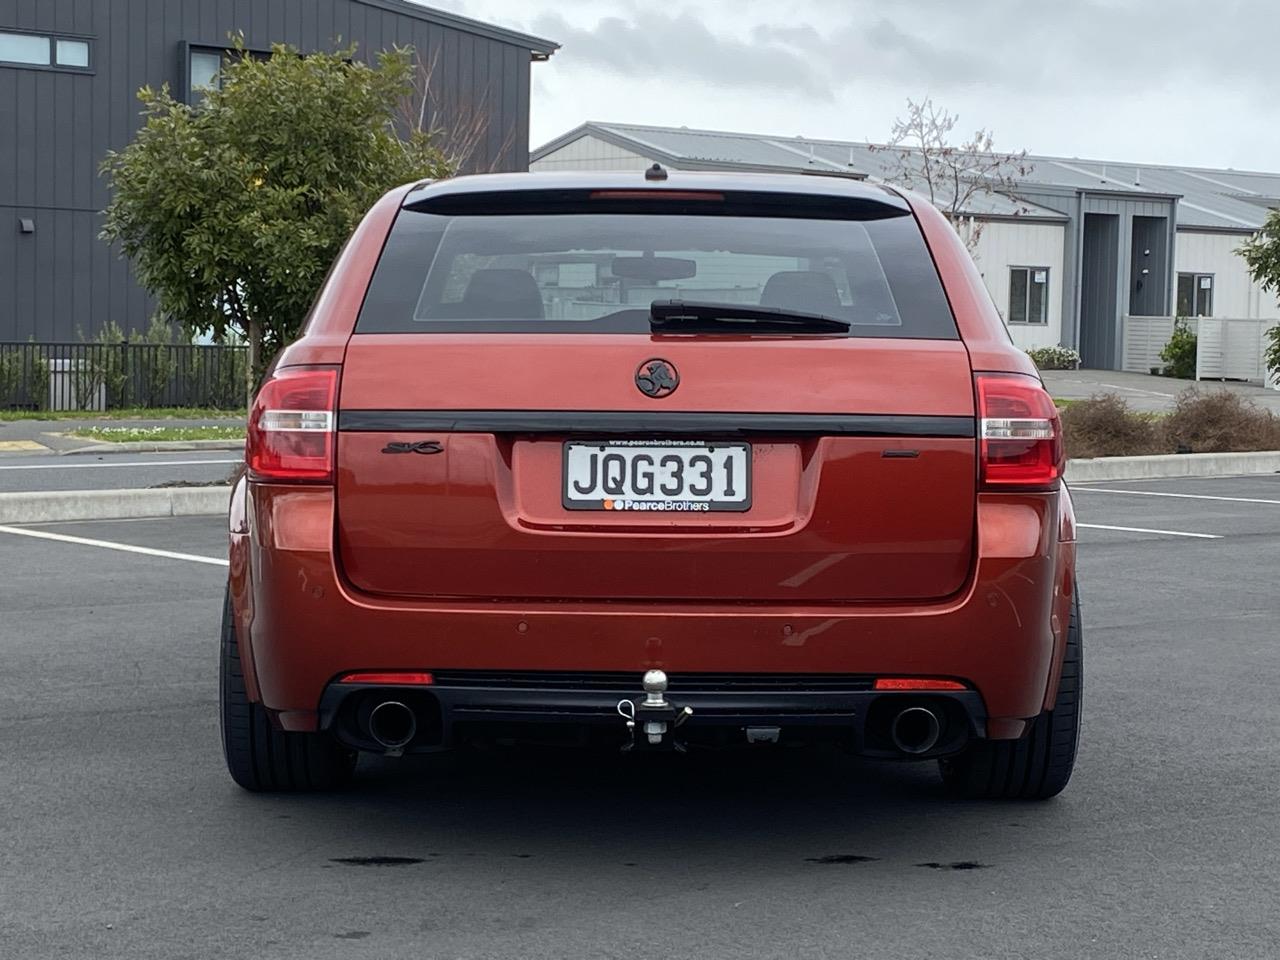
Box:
101, 40, 452, 397
1240, 210, 1280, 376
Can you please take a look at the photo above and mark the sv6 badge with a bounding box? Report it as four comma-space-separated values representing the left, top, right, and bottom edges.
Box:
381, 440, 444, 455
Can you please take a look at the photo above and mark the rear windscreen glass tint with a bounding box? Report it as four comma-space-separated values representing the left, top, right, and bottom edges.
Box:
357, 207, 957, 338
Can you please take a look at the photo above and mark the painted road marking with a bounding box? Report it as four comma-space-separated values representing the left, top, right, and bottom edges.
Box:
1073, 487, 1280, 506
0, 458, 239, 471
0, 440, 49, 452
0, 524, 229, 566
1078, 522, 1222, 540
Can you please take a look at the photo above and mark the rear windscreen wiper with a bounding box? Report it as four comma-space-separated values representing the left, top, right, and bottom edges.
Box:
649, 300, 851, 334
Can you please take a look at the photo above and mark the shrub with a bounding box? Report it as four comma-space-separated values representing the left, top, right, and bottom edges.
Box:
0, 347, 22, 407
88, 321, 130, 408
1159, 318, 1198, 379
1026, 345, 1081, 371
1059, 394, 1161, 459
129, 317, 177, 407
180, 345, 248, 409
1160, 389, 1280, 453
0, 348, 52, 410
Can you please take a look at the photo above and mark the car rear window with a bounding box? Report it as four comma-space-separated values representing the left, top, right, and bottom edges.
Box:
356, 192, 958, 339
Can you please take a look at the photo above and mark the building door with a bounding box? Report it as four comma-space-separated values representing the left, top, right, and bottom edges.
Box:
1079, 213, 1120, 369
1129, 216, 1169, 316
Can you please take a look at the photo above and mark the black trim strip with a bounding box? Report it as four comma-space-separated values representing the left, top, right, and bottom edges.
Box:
340, 410, 975, 438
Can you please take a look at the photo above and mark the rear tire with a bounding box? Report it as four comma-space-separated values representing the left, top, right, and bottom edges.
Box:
219, 587, 355, 792
939, 585, 1082, 800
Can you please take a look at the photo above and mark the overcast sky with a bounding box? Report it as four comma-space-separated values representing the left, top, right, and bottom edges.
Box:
428, 0, 1280, 171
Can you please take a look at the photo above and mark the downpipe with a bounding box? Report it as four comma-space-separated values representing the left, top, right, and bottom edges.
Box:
367, 700, 417, 754
890, 705, 943, 755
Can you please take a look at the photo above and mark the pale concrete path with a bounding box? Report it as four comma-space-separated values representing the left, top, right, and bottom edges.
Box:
1042, 368, 1280, 413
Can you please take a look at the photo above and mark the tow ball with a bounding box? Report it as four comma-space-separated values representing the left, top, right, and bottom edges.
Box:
617, 670, 693, 751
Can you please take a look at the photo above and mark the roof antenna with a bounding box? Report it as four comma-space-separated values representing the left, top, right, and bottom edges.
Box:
645, 162, 668, 181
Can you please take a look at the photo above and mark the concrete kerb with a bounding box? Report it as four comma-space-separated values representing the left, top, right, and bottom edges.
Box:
58, 439, 244, 455
0, 486, 232, 524
1065, 450, 1280, 482
1, 450, 1277, 524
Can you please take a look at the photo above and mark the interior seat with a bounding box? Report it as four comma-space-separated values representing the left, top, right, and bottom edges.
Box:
759, 270, 844, 317
456, 268, 545, 319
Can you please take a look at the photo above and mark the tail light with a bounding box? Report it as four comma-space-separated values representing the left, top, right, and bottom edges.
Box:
976, 373, 1064, 491
246, 365, 338, 482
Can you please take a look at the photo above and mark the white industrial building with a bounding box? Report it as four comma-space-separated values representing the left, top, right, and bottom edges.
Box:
531, 122, 1280, 374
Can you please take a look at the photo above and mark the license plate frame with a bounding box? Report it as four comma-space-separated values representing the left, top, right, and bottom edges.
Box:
562, 440, 752, 513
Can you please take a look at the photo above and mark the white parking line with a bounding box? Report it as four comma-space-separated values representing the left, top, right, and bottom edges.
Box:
1072, 487, 1280, 505
1077, 522, 1222, 540
0, 458, 240, 471
0, 524, 229, 565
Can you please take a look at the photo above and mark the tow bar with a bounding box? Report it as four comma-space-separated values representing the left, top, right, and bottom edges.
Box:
617, 670, 693, 751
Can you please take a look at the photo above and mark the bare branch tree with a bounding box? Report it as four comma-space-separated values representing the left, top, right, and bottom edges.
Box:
869, 98, 1034, 251
397, 49, 518, 174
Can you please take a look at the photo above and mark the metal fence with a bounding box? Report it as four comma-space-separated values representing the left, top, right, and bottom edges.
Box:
0, 341, 249, 412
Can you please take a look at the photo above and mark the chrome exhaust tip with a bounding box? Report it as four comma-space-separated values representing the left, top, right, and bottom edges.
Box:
367, 700, 417, 751
890, 705, 942, 755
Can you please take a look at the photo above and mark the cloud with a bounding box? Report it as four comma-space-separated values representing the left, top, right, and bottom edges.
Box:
479, 0, 1279, 167
528, 11, 835, 100
492, 0, 1280, 103
760, 0, 1280, 94
753, 19, 993, 89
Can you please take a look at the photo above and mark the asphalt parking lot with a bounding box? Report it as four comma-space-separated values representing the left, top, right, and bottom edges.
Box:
1, 476, 1278, 959
0, 450, 238, 493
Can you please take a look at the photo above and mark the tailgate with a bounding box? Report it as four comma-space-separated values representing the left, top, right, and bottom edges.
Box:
335, 334, 976, 603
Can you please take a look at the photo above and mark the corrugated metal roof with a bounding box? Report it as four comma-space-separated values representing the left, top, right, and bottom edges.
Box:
367, 0, 559, 55
535, 122, 1279, 231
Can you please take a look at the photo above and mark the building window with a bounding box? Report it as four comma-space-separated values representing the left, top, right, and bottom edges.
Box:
187, 45, 274, 102
189, 49, 224, 98
0, 30, 92, 70
55, 39, 90, 68
0, 31, 48, 65
1008, 266, 1049, 324
1176, 273, 1213, 317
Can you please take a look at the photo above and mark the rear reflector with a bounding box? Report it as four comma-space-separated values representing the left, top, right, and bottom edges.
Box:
874, 678, 967, 691
246, 366, 338, 483
976, 373, 1064, 491
338, 672, 435, 686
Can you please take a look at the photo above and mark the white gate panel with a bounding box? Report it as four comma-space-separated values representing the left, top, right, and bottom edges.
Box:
1121, 316, 1183, 373
1196, 318, 1276, 382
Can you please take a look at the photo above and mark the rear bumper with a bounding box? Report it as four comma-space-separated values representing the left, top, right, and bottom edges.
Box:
317, 674, 987, 757
230, 483, 1075, 739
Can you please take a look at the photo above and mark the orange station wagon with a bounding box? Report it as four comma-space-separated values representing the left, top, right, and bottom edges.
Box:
221, 168, 1080, 799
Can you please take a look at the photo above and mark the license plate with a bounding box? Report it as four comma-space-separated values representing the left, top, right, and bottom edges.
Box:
563, 441, 751, 512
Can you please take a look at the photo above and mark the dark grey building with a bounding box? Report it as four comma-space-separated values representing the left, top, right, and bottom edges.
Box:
0, 0, 557, 341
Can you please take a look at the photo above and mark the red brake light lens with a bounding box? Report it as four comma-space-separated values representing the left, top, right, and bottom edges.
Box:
588, 190, 724, 201
874, 678, 967, 691
976, 373, 1064, 491
246, 366, 338, 482
338, 672, 435, 686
